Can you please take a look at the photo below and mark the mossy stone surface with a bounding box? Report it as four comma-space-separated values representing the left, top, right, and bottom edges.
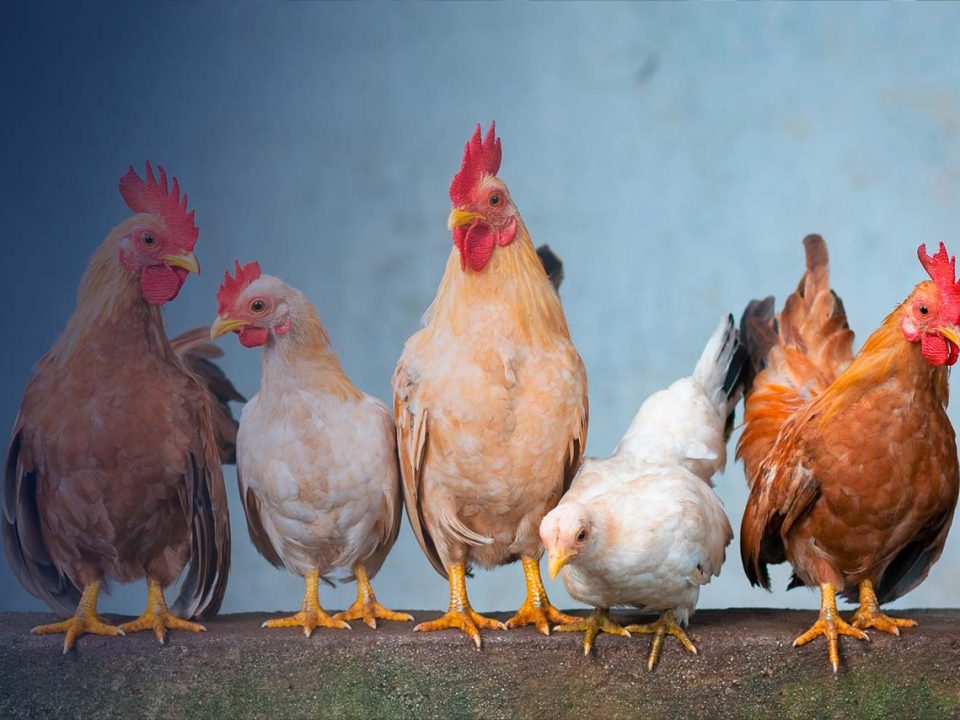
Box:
1, 609, 958, 719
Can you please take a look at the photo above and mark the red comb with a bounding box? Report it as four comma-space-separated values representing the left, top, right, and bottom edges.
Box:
449, 122, 502, 206
217, 260, 262, 314
918, 242, 960, 321
119, 161, 198, 250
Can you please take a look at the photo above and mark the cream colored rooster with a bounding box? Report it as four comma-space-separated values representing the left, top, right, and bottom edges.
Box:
393, 123, 589, 648
541, 315, 745, 668
211, 262, 410, 636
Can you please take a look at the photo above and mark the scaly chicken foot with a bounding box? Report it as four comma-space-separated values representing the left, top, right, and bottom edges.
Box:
413, 561, 504, 649
32, 581, 124, 653
793, 583, 869, 672
262, 569, 350, 637
849, 579, 917, 636
553, 607, 630, 655
119, 577, 206, 643
333, 563, 413, 629
625, 610, 697, 671
505, 556, 582, 634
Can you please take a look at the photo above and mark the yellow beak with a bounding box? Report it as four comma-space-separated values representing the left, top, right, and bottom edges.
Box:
210, 315, 248, 340
938, 325, 960, 347
447, 207, 483, 231
162, 250, 201, 275
548, 550, 575, 580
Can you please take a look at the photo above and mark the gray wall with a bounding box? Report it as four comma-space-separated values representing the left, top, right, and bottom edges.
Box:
3, 2, 960, 617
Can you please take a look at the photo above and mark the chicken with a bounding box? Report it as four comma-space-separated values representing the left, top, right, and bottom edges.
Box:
393, 123, 588, 648
3, 163, 239, 652
738, 235, 960, 672
210, 262, 411, 636
541, 315, 744, 667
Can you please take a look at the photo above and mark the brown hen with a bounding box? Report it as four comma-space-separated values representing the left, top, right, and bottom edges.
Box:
3, 163, 240, 652
738, 235, 960, 671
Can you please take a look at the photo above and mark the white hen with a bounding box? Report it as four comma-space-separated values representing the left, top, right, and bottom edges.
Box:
211, 262, 410, 636
540, 314, 746, 667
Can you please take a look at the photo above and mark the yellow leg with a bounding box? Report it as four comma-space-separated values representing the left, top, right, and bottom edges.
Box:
553, 607, 630, 655
262, 569, 350, 637
119, 577, 206, 644
32, 581, 124, 654
333, 563, 414, 629
504, 556, 582, 634
793, 583, 869, 673
413, 562, 505, 649
850, 579, 917, 636
625, 610, 698, 671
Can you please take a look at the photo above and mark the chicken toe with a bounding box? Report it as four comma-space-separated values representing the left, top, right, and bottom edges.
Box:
554, 607, 630, 655
32, 582, 124, 653
119, 577, 206, 644
849, 580, 917, 636
333, 563, 413, 629
505, 556, 582, 634
412, 562, 503, 648
626, 610, 698, 671
793, 583, 869, 672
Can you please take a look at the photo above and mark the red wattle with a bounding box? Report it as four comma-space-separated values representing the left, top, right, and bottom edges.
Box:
140, 264, 188, 305
461, 221, 495, 272
238, 326, 270, 348
921, 333, 951, 366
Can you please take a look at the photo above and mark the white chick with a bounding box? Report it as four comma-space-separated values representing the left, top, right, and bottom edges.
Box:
541, 315, 746, 667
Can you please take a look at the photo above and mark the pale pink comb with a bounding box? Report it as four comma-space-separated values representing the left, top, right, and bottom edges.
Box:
449, 122, 502, 206
218, 260, 262, 314
119, 161, 199, 250
918, 242, 960, 321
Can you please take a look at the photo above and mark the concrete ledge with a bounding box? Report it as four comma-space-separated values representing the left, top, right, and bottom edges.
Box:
1, 609, 958, 719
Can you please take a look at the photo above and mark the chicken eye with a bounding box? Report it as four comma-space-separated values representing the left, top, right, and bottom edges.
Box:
576, 529, 587, 542
250, 299, 267, 314
141, 234, 157, 248
489, 193, 501, 207
920, 305, 929, 315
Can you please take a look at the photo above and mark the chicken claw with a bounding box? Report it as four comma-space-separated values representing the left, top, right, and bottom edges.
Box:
626, 610, 697, 670
120, 577, 206, 643
505, 556, 582, 634
261, 569, 350, 637
262, 609, 349, 636
554, 607, 630, 655
793, 583, 869, 672
849, 579, 917, 636
32, 581, 124, 653
333, 563, 413, 629
413, 562, 504, 648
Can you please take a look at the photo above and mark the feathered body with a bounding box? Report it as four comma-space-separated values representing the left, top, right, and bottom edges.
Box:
543, 316, 742, 640
4, 166, 237, 636
212, 264, 408, 633
395, 234, 587, 574
739, 236, 959, 605
234, 281, 401, 581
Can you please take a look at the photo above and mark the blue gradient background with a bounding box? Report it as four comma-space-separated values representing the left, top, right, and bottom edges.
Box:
3, 2, 960, 618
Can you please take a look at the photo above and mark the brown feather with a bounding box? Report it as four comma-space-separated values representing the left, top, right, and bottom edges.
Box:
237, 480, 283, 569
3, 229, 231, 618
171, 328, 245, 465
739, 236, 959, 602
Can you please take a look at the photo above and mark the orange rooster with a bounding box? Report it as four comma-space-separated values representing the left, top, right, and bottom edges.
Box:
3, 163, 239, 652
738, 235, 960, 671
393, 123, 588, 647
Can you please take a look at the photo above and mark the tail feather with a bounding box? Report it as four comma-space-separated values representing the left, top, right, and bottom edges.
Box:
615, 314, 746, 484
536, 244, 564, 292
693, 313, 749, 436
736, 235, 854, 488
171, 328, 245, 465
